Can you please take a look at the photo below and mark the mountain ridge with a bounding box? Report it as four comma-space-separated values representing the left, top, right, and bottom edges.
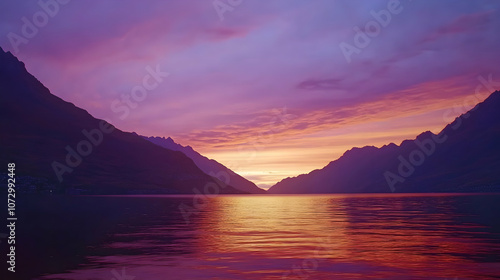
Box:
268, 91, 500, 194
143, 135, 266, 194
0, 46, 245, 194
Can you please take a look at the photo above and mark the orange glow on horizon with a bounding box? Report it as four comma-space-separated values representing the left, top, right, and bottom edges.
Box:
170, 75, 491, 189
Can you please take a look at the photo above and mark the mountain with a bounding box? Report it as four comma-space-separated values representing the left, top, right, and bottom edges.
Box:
143, 136, 266, 194
268, 90, 500, 194
0, 47, 245, 194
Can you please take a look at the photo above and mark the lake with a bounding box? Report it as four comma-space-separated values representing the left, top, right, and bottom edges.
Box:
6, 193, 500, 279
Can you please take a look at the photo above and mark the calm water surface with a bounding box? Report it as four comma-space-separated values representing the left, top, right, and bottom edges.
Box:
10, 194, 500, 279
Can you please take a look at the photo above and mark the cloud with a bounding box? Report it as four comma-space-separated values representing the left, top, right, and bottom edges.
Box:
176, 75, 477, 150
204, 27, 249, 40
420, 10, 494, 44
297, 78, 342, 90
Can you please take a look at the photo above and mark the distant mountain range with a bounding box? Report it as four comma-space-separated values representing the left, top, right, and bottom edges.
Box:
142, 136, 265, 194
0, 47, 245, 194
3, 45, 499, 195
268, 90, 500, 194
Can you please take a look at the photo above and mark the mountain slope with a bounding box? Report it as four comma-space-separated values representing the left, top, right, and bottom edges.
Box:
268, 91, 500, 194
143, 136, 266, 194
0, 47, 244, 194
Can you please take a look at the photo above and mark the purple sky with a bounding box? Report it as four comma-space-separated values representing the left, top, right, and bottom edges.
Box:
1, 0, 499, 188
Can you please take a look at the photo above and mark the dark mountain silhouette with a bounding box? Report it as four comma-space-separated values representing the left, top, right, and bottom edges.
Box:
0, 47, 245, 194
143, 136, 266, 194
268, 90, 500, 194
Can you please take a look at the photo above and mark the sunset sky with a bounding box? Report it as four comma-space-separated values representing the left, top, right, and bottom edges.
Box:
1, 0, 499, 189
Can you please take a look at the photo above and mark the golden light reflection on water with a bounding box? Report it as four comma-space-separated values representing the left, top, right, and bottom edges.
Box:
196, 195, 350, 260
190, 194, 500, 279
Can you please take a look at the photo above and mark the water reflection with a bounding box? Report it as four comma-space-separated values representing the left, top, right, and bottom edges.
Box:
338, 195, 499, 279
196, 195, 349, 259
29, 194, 500, 280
